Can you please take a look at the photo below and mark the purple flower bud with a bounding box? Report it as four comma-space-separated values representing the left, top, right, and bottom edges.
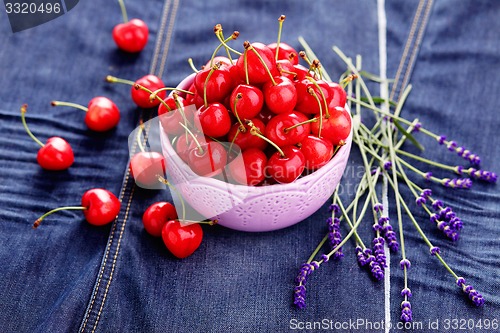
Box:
463, 285, 485, 307
430, 246, 440, 255
369, 260, 384, 280
424, 172, 433, 180
442, 178, 472, 189
430, 213, 439, 223
447, 141, 457, 151
382, 224, 399, 252
438, 135, 446, 145
431, 200, 443, 210
401, 288, 412, 298
378, 216, 390, 225
373, 203, 383, 213
355, 246, 367, 266
327, 217, 343, 260
421, 189, 432, 197
401, 301, 413, 322
372, 223, 382, 231
328, 204, 340, 214
373, 237, 386, 268
320, 254, 329, 263
415, 196, 426, 206
455, 165, 464, 175
468, 168, 498, 183
412, 122, 421, 132
383, 161, 392, 170
456, 277, 466, 287
400, 259, 411, 270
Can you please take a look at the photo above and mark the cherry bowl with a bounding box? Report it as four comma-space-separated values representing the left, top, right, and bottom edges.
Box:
160, 73, 352, 232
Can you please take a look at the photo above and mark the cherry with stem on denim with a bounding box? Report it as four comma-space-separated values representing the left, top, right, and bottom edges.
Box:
112, 0, 149, 53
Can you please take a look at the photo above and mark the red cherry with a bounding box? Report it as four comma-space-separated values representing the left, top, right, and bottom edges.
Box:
142, 202, 178, 237
293, 64, 311, 81
112, 18, 149, 53
255, 106, 274, 124
300, 135, 334, 170
175, 133, 206, 163
195, 103, 231, 138
236, 42, 278, 85
158, 95, 193, 136
21, 104, 74, 170
311, 106, 352, 146
81, 189, 121, 226
328, 82, 347, 108
227, 118, 267, 151
295, 79, 333, 114
265, 111, 311, 147
276, 59, 297, 81
162, 220, 203, 259
187, 141, 228, 177
132, 75, 166, 108
228, 148, 267, 186
204, 56, 233, 68
263, 76, 297, 114
267, 145, 305, 183
194, 67, 234, 104
267, 42, 299, 65
33, 188, 120, 228
230, 84, 264, 120
129, 152, 167, 187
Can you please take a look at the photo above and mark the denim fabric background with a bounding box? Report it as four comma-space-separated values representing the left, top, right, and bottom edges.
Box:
0, 0, 499, 332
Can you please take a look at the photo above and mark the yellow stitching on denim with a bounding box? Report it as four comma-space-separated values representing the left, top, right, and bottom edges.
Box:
150, 0, 173, 75
158, 0, 180, 78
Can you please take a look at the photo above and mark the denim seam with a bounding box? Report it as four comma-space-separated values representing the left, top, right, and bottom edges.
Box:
78, 0, 178, 330
150, 0, 173, 75
157, 0, 180, 79
389, 0, 434, 102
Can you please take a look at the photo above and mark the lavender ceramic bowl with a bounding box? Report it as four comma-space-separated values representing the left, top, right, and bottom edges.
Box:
160, 73, 352, 232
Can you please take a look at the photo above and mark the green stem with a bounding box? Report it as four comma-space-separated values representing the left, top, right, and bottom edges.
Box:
188, 58, 200, 73
307, 88, 323, 138
284, 117, 318, 133
178, 122, 204, 154
117, 0, 128, 23
306, 76, 330, 118
106, 75, 135, 86
20, 105, 44, 147
297, 36, 332, 82
246, 42, 276, 85
51, 101, 88, 112
136, 123, 146, 153
244, 49, 250, 85
210, 34, 235, 67
275, 15, 285, 61
33, 206, 87, 228
250, 128, 284, 157
158, 176, 186, 222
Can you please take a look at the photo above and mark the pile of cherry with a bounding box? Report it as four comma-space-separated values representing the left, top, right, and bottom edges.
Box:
22, 10, 350, 259
161, 23, 351, 185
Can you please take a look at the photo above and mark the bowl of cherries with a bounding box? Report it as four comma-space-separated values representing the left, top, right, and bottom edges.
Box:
159, 24, 352, 232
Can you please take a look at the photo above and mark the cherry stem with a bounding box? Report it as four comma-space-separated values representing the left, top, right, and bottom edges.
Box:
306, 76, 330, 118
172, 92, 193, 129
51, 101, 88, 112
299, 51, 312, 66
276, 62, 297, 79
187, 58, 200, 73
340, 74, 358, 89
244, 49, 250, 85
275, 15, 286, 61
133, 83, 171, 110
203, 63, 221, 107
117, 0, 128, 23
245, 41, 276, 86
228, 128, 240, 156
106, 75, 135, 86
178, 122, 204, 154
232, 93, 246, 131
283, 117, 318, 133
136, 120, 146, 153
149, 87, 193, 102
214, 24, 242, 55
248, 121, 285, 157
33, 206, 87, 229
210, 31, 238, 67
20, 104, 44, 147
157, 176, 186, 222
308, 87, 323, 138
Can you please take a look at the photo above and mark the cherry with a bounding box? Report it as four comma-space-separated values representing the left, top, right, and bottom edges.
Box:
175, 132, 205, 163
51, 97, 120, 132
311, 106, 352, 146
228, 148, 267, 186
130, 152, 167, 187
255, 106, 274, 124
142, 202, 178, 237
276, 60, 297, 81
21, 104, 74, 171
328, 82, 347, 108
106, 75, 166, 109
195, 103, 232, 138
204, 56, 233, 68
236, 42, 278, 85
162, 220, 203, 259
112, 0, 148, 53
267, 42, 299, 65
158, 94, 194, 136
194, 65, 234, 104
295, 78, 333, 114
187, 141, 228, 177
263, 76, 297, 114
267, 145, 305, 183
33, 188, 121, 228
293, 64, 312, 81
227, 118, 267, 151
229, 84, 264, 120
300, 135, 334, 170
265, 111, 311, 147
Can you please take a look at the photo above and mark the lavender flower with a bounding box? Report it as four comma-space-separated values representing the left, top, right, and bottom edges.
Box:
373, 237, 386, 268
400, 259, 411, 270
383, 161, 392, 170
437, 135, 446, 145
401, 301, 413, 322
441, 178, 472, 189
456, 277, 485, 307
437, 136, 481, 165
424, 172, 433, 180
369, 260, 384, 280
430, 246, 441, 255
320, 254, 329, 263
355, 246, 367, 266
411, 122, 421, 133
373, 203, 383, 213
382, 224, 399, 252
328, 204, 340, 214
401, 288, 412, 298
430, 202, 463, 241
327, 217, 343, 259
293, 262, 319, 309
466, 168, 498, 183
